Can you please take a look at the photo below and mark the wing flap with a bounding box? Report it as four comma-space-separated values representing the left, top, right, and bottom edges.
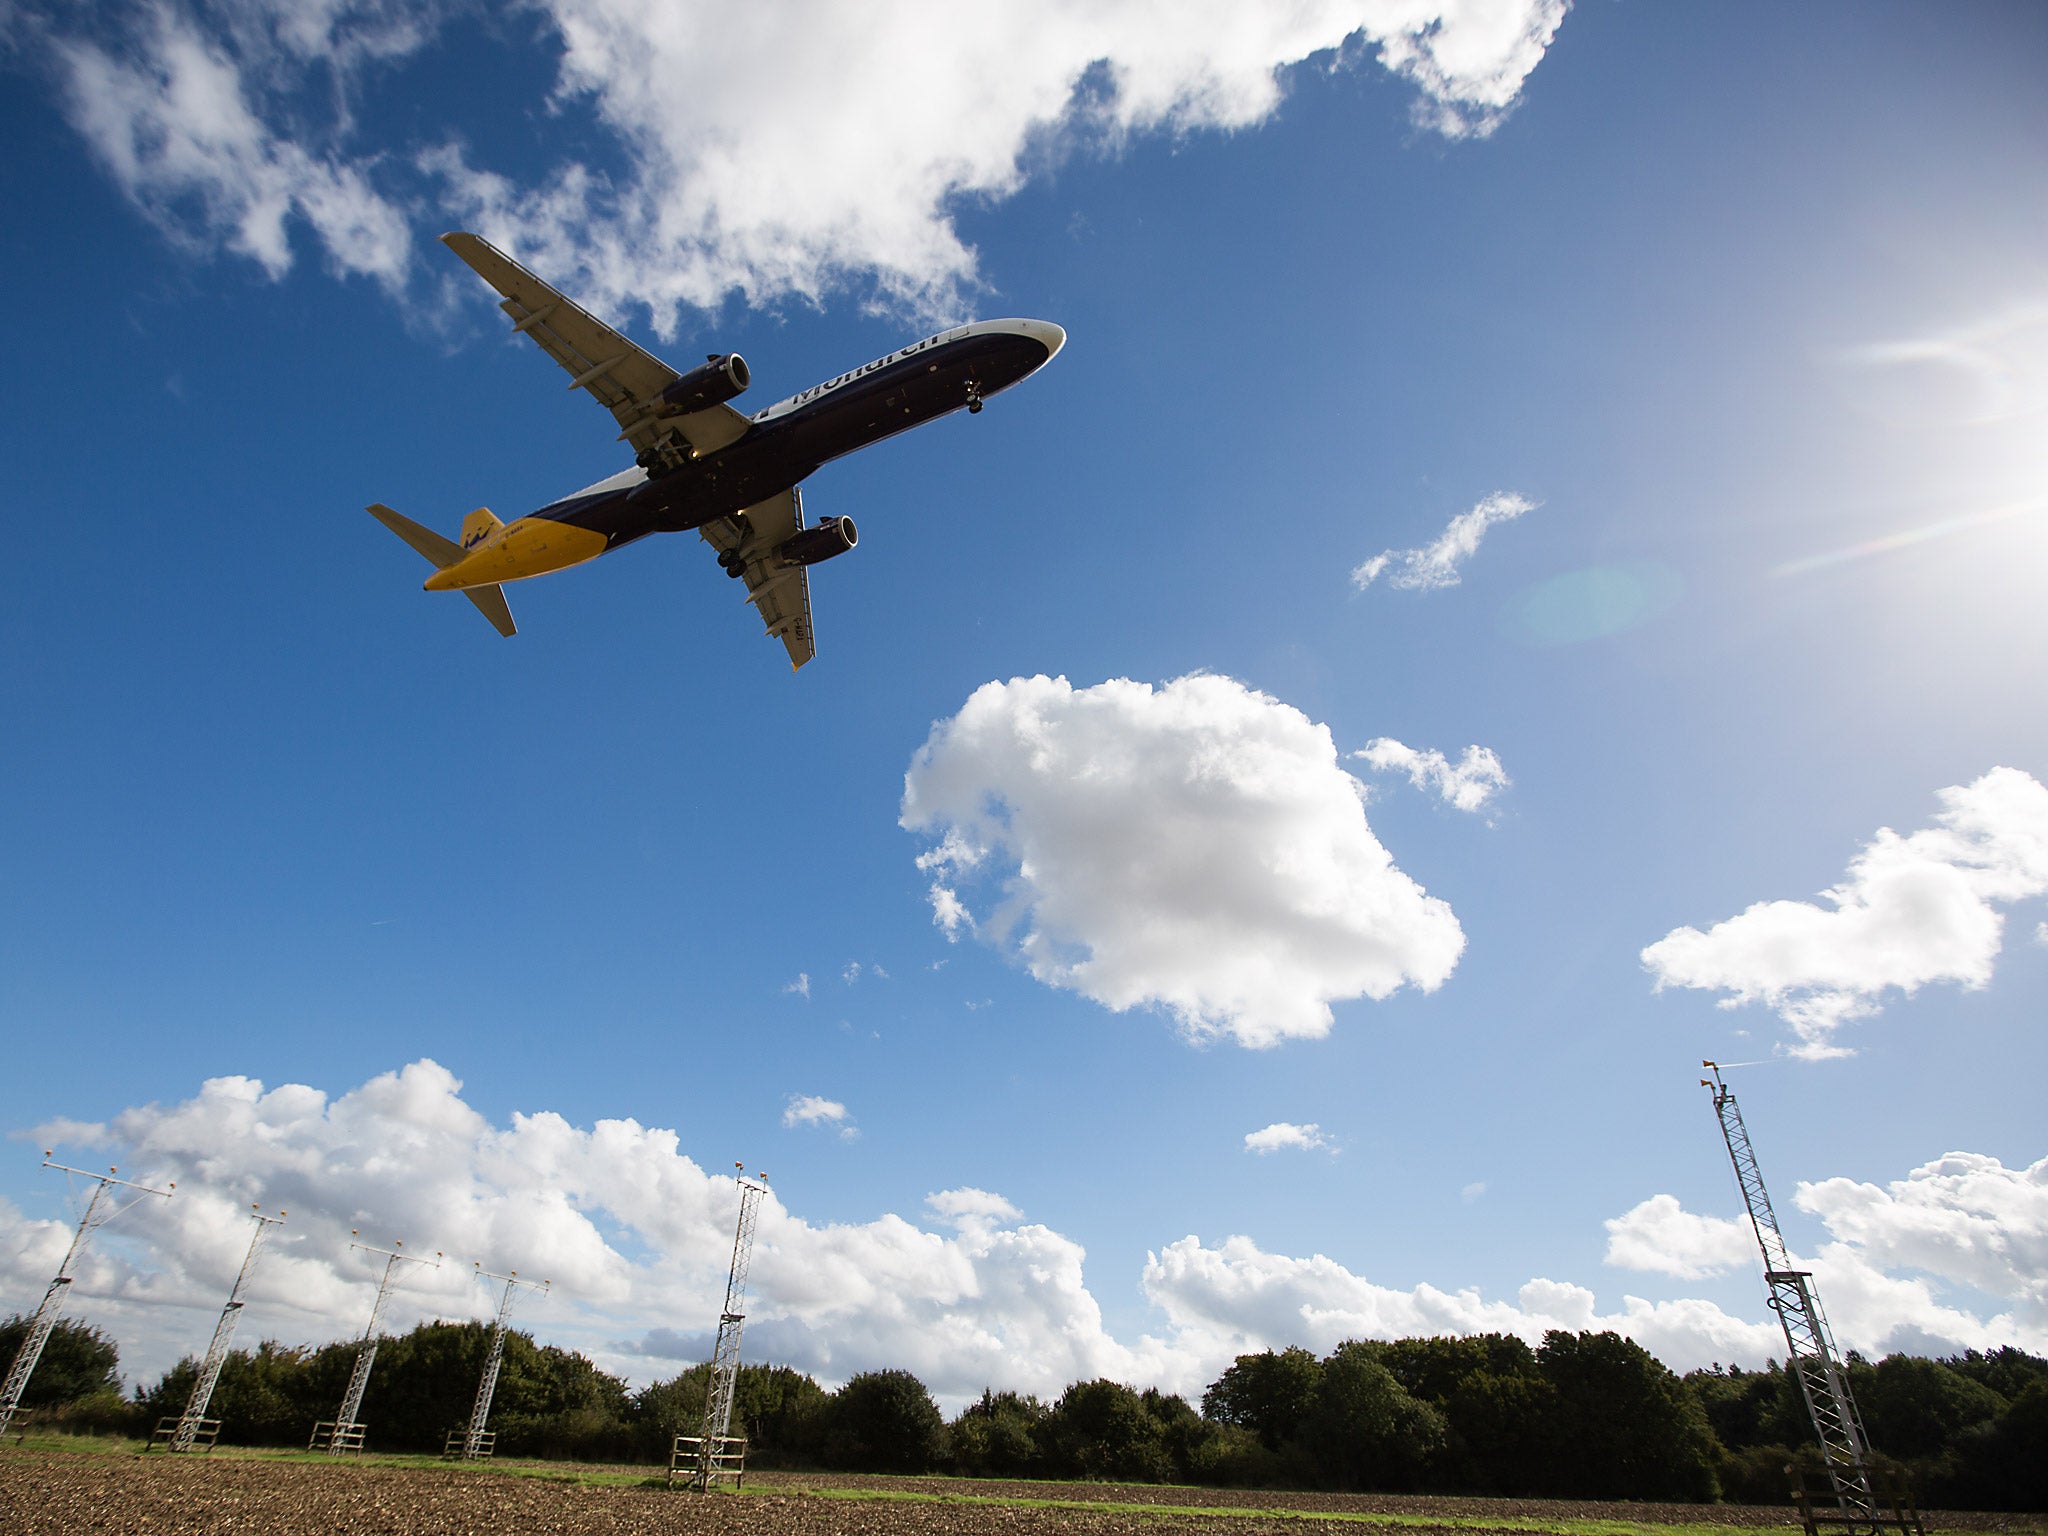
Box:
701, 487, 816, 670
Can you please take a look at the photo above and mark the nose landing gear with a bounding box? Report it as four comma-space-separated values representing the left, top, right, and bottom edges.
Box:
965, 378, 983, 414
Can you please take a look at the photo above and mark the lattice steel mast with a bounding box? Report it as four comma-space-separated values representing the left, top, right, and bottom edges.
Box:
694, 1164, 769, 1490
1703, 1062, 1887, 1531
0, 1155, 174, 1438
454, 1265, 549, 1460
318, 1233, 440, 1454
167, 1206, 286, 1452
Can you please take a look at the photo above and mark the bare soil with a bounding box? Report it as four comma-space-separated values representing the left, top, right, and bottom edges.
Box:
1, 1450, 2039, 1536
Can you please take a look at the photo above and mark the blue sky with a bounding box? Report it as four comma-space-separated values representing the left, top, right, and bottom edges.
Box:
2, 2, 2045, 1403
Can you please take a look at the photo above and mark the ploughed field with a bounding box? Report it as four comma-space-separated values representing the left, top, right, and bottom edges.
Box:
3, 1450, 2042, 1536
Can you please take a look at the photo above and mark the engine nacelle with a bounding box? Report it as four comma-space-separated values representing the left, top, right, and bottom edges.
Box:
659, 353, 750, 412
775, 516, 858, 567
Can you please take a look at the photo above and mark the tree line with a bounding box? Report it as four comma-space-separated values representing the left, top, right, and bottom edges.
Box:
5, 1313, 2042, 1508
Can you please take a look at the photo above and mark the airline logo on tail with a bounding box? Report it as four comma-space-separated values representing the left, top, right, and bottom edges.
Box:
460, 509, 503, 551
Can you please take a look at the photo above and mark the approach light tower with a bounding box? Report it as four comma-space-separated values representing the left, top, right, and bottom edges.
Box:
694, 1164, 769, 1491
315, 1233, 440, 1454
0, 1154, 174, 1438
451, 1265, 550, 1460
162, 1206, 286, 1452
1702, 1062, 1902, 1533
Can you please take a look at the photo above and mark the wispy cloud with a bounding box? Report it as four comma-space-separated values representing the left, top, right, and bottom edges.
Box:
1354, 739, 1509, 814
29, 1, 1568, 327
783, 972, 811, 999
1353, 493, 1534, 592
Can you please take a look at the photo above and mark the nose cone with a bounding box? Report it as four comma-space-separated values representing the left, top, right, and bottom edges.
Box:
1017, 319, 1066, 364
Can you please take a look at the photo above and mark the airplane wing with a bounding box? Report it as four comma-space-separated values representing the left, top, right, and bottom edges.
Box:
440, 232, 751, 459
700, 488, 816, 671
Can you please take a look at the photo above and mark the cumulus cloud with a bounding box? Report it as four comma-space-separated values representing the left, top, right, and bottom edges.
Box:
1642, 768, 2048, 1057
782, 1095, 857, 1140
1795, 1152, 2048, 1331
1244, 1122, 1331, 1155
1352, 492, 1534, 591
3, 1063, 2040, 1401
925, 1188, 1024, 1230
1604, 1194, 1754, 1280
901, 674, 1466, 1048
28, 0, 1567, 324
1355, 739, 1509, 813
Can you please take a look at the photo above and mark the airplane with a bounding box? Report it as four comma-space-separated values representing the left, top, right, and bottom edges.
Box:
368, 232, 1066, 668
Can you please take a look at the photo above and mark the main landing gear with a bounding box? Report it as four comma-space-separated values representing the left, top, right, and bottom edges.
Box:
965, 378, 983, 414
716, 514, 753, 577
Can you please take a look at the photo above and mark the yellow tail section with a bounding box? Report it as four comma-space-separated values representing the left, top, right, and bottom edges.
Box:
460, 508, 504, 552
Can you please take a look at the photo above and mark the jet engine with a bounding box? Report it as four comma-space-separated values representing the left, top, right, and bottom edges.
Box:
659, 353, 750, 412
775, 516, 858, 567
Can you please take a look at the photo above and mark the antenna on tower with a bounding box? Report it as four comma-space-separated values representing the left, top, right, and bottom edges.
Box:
445, 1265, 550, 1461
309, 1233, 441, 1455
1701, 1062, 1916, 1534
0, 1154, 174, 1438
150, 1205, 287, 1453
672, 1164, 769, 1491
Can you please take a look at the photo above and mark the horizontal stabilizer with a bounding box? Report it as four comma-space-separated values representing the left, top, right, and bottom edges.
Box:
367, 503, 463, 569
463, 583, 517, 637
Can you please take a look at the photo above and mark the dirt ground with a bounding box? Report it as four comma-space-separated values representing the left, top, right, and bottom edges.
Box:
1, 1450, 2039, 1536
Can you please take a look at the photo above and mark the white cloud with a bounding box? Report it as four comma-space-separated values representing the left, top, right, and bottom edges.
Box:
1642, 768, 2048, 1057
1795, 1152, 2048, 1331
30, 1, 1566, 324
925, 1188, 1024, 1230
54, 8, 412, 288
1604, 1194, 1754, 1280
1244, 1122, 1331, 1155
3, 1063, 2040, 1404
783, 972, 811, 998
782, 1095, 857, 1140
1355, 739, 1510, 813
1604, 1153, 2048, 1357
901, 674, 1466, 1048
1352, 492, 1534, 591
1461, 1181, 1487, 1203
928, 884, 974, 940
1140, 1235, 1781, 1379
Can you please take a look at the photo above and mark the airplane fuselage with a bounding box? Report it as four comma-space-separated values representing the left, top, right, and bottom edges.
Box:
423, 318, 1062, 593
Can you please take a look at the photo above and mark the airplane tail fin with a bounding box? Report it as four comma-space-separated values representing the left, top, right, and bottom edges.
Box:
366, 502, 517, 637
463, 584, 517, 637
367, 502, 462, 569
460, 507, 504, 548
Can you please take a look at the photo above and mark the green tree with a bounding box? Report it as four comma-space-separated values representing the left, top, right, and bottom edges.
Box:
0, 1315, 121, 1407
824, 1369, 946, 1472
1858, 1354, 2007, 1460
1943, 1347, 2048, 1404
1202, 1347, 1323, 1451
1537, 1330, 1718, 1501
951, 1389, 1045, 1476
1039, 1379, 1172, 1482
1299, 1342, 1447, 1491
